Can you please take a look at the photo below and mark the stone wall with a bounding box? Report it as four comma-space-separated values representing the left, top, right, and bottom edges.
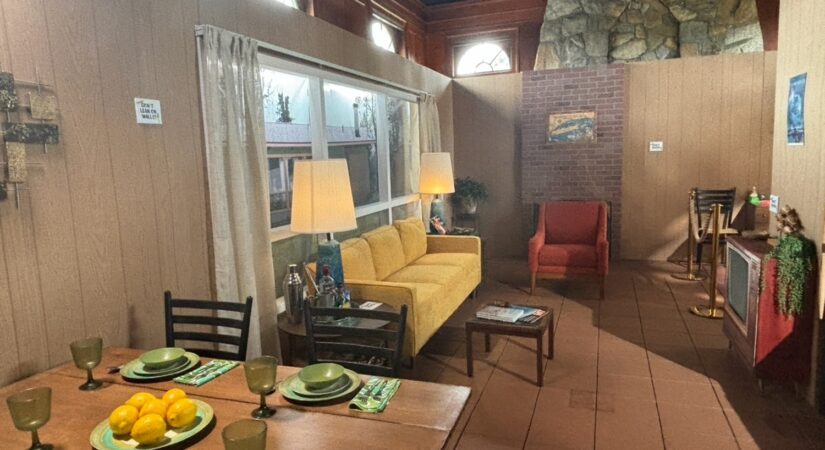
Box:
521, 65, 625, 256
535, 0, 763, 69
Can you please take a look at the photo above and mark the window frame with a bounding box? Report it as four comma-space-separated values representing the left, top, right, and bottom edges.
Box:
450, 29, 518, 78
370, 13, 403, 54
260, 54, 421, 242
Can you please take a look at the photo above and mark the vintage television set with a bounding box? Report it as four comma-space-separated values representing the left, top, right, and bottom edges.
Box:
723, 236, 812, 386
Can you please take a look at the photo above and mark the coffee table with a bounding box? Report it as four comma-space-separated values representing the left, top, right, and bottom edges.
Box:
465, 304, 554, 386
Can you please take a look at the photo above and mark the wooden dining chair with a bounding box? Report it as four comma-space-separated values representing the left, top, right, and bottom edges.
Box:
164, 291, 254, 361
303, 304, 408, 377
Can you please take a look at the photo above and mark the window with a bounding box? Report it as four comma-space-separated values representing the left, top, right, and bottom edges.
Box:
261, 68, 312, 228
455, 41, 512, 76
260, 55, 421, 238
274, 0, 299, 9
370, 20, 397, 53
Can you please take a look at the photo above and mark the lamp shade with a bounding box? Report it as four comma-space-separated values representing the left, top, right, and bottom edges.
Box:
290, 159, 357, 234
419, 152, 455, 194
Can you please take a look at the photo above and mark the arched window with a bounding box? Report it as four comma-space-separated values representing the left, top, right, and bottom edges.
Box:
455, 42, 512, 76
275, 0, 299, 9
370, 21, 397, 53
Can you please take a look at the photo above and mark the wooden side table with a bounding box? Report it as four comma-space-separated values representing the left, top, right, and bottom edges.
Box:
465, 306, 554, 386
278, 302, 395, 365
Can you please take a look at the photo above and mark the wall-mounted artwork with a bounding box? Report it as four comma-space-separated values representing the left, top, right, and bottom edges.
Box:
548, 112, 596, 143
3, 123, 59, 144
0, 73, 18, 112
787, 73, 806, 146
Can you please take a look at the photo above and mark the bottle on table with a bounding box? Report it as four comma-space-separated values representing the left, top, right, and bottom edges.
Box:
317, 265, 337, 308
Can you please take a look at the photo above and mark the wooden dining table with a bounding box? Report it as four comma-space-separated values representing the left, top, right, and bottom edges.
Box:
0, 348, 471, 449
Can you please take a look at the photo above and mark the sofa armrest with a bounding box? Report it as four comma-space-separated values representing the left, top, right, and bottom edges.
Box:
427, 235, 481, 255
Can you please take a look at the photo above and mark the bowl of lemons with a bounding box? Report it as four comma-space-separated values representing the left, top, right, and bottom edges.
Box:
90, 388, 214, 449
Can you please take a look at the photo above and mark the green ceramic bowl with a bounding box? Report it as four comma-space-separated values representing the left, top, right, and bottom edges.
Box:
140, 347, 187, 370
298, 363, 345, 389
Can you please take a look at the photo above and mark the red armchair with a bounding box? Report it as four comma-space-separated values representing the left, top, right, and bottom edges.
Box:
529, 201, 609, 298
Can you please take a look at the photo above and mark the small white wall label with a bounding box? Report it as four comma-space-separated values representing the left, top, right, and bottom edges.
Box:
134, 98, 162, 125
649, 141, 664, 152
769, 195, 780, 213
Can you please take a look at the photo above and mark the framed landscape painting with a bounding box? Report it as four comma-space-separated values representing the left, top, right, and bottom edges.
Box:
548, 112, 596, 143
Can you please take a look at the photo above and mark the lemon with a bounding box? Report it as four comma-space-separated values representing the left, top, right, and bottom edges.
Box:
162, 388, 187, 405
108, 405, 139, 435
139, 398, 168, 418
131, 413, 167, 445
166, 398, 198, 429
125, 392, 156, 411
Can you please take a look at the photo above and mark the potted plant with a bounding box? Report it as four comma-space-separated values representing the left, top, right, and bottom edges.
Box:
451, 177, 489, 214
763, 206, 816, 315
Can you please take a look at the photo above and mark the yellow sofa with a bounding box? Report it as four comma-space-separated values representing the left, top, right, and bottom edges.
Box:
315, 217, 481, 358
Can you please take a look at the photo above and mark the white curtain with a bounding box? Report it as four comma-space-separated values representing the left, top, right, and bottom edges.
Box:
199, 25, 279, 358
419, 94, 441, 154
419, 93, 444, 222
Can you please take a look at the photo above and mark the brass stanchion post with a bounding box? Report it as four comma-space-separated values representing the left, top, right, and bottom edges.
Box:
690, 203, 724, 319
672, 189, 707, 281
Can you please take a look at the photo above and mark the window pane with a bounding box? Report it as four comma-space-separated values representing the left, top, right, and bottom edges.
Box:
336, 210, 390, 242
456, 42, 512, 76
272, 234, 316, 297
324, 82, 379, 207
391, 202, 419, 221
275, 0, 299, 9
262, 68, 312, 228
371, 21, 396, 53
388, 98, 419, 198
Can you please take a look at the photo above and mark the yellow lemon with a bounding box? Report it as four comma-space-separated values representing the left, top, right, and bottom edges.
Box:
139, 398, 168, 418
130, 413, 167, 445
166, 398, 198, 429
125, 392, 156, 411
161, 388, 187, 405
108, 405, 139, 435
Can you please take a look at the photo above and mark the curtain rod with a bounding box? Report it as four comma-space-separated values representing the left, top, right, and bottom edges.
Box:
194, 25, 431, 100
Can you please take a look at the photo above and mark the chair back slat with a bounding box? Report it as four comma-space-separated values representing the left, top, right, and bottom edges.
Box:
164, 291, 253, 361
304, 304, 408, 377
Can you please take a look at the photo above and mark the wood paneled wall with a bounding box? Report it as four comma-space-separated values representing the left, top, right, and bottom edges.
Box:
0, 0, 451, 387
452, 74, 524, 257
621, 52, 777, 260
769, 0, 825, 406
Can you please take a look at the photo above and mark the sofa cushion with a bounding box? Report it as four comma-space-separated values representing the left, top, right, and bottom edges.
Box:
545, 202, 601, 245
411, 253, 479, 275
384, 264, 463, 286
393, 218, 427, 264
362, 225, 407, 280
340, 238, 377, 281
538, 244, 597, 268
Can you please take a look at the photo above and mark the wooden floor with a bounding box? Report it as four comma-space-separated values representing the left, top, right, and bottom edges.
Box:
396, 259, 825, 449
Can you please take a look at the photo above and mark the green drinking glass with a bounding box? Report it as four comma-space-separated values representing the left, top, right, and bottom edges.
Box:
6, 387, 54, 450
243, 356, 279, 418
70, 337, 103, 391
222, 419, 267, 450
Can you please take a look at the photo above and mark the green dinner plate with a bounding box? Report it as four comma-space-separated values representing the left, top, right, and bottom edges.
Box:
132, 357, 189, 376
279, 369, 362, 404
121, 353, 200, 382
89, 399, 214, 449
289, 373, 352, 398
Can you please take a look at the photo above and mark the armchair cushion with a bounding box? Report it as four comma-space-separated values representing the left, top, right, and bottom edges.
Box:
539, 244, 597, 268
546, 202, 602, 245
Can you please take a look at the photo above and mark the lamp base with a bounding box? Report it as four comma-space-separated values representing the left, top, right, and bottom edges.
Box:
317, 238, 345, 286
430, 198, 449, 233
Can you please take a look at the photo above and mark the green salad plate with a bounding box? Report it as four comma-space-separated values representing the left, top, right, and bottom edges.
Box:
290, 373, 352, 398
120, 352, 200, 382
279, 369, 362, 403
89, 399, 215, 449
132, 357, 189, 377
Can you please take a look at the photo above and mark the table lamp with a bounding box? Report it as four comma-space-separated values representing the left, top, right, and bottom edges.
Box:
419, 152, 455, 233
291, 159, 357, 285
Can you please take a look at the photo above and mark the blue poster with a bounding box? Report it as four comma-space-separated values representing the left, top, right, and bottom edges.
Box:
787, 73, 807, 145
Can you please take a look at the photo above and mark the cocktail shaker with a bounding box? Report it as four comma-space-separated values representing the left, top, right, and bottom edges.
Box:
283, 264, 305, 324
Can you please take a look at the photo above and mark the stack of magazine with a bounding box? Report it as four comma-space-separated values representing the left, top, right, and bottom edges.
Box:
476, 304, 548, 324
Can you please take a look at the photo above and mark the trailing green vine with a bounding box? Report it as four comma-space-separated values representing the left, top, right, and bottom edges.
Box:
763, 233, 816, 316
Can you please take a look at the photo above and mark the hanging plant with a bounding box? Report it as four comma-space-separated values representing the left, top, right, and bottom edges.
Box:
763, 226, 816, 316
